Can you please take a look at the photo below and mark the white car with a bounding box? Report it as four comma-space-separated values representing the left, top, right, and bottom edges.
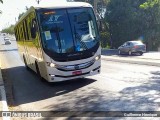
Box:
5, 40, 11, 45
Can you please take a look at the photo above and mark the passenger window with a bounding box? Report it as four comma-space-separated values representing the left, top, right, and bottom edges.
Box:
30, 19, 37, 39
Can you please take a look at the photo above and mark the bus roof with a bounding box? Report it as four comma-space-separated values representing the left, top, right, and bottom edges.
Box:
35, 2, 92, 9
15, 2, 92, 28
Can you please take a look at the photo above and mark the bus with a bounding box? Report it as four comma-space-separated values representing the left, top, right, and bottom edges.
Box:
14, 2, 101, 82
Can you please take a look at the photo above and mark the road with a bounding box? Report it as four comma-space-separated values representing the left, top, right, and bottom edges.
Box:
0, 35, 160, 119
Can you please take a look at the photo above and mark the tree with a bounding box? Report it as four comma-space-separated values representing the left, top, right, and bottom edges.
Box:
105, 0, 160, 50
2, 25, 15, 34
140, 0, 160, 50
105, 0, 149, 48
140, 0, 159, 9
0, 0, 3, 14
67, 0, 111, 48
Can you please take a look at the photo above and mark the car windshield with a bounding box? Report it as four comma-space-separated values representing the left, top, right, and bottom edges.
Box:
37, 8, 98, 54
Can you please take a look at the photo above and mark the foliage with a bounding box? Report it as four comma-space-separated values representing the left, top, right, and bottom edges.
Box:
139, 0, 160, 50
64, 0, 160, 50
68, 0, 111, 48
140, 0, 159, 9
105, 0, 160, 50
1, 25, 15, 34
100, 31, 110, 48
0, 0, 3, 14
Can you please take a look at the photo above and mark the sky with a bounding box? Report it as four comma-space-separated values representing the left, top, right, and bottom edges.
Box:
0, 0, 66, 31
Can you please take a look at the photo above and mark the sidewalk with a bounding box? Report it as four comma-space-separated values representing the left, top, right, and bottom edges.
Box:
102, 49, 160, 67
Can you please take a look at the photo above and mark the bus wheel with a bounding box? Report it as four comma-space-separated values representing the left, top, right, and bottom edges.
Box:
23, 55, 29, 70
35, 62, 44, 81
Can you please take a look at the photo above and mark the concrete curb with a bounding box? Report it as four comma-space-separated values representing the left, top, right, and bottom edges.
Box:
101, 49, 160, 60
0, 58, 10, 120
0, 68, 4, 86
102, 55, 160, 67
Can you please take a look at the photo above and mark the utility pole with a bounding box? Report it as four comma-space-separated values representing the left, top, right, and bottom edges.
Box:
94, 0, 97, 14
36, 0, 41, 4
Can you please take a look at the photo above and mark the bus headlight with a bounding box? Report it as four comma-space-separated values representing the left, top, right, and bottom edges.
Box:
95, 55, 101, 61
46, 62, 56, 67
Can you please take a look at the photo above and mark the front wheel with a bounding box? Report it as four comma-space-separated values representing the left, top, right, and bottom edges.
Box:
139, 52, 143, 55
35, 62, 41, 79
128, 51, 132, 55
35, 62, 45, 82
23, 56, 29, 70
118, 50, 121, 55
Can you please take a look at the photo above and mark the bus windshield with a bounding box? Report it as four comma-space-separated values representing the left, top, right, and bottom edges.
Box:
37, 7, 99, 54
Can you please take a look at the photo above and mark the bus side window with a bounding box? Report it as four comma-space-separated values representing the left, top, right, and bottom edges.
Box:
30, 19, 37, 39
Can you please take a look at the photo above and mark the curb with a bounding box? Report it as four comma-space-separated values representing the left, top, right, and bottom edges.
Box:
102, 55, 160, 67
101, 49, 160, 60
0, 58, 10, 120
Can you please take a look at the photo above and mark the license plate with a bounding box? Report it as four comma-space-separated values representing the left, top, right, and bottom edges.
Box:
72, 71, 82, 75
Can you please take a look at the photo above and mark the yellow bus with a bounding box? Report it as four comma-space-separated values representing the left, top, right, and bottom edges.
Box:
14, 2, 101, 82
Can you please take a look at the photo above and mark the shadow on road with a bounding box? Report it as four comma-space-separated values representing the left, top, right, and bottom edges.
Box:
43, 70, 160, 114
1, 66, 96, 106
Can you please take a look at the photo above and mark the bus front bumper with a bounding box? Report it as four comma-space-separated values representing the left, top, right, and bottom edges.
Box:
47, 66, 100, 82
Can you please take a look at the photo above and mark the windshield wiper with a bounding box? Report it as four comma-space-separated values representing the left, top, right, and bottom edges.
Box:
74, 25, 88, 51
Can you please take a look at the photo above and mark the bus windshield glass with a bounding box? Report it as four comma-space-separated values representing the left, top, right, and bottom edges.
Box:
37, 7, 98, 54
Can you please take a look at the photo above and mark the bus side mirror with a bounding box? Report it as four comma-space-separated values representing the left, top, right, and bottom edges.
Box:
31, 19, 37, 39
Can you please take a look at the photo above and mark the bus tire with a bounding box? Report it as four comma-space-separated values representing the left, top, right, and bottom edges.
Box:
23, 55, 29, 70
35, 62, 44, 82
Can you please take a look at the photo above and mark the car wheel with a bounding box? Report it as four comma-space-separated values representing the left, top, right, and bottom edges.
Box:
128, 51, 132, 55
139, 52, 143, 55
118, 50, 121, 55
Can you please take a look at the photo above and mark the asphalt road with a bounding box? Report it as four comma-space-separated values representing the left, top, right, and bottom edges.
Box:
0, 35, 160, 119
